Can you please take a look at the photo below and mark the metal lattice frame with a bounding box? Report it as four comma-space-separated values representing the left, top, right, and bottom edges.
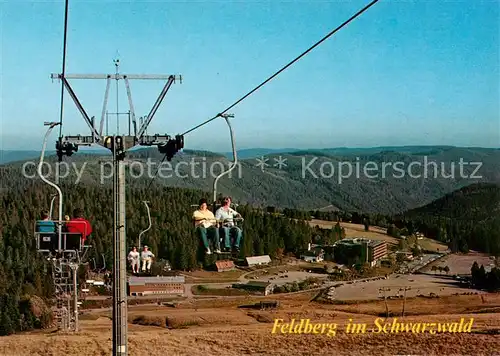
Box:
48, 63, 182, 356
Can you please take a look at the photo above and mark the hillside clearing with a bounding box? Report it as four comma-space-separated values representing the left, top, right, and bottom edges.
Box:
308, 220, 398, 244
421, 252, 495, 275
414, 237, 448, 252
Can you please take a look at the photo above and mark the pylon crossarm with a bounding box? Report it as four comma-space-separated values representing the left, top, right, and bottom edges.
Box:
61, 78, 100, 141
123, 77, 137, 137
99, 77, 111, 137
136, 75, 176, 139
51, 73, 181, 80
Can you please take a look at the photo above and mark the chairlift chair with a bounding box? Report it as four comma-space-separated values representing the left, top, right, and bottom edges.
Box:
99, 253, 106, 273
34, 122, 92, 263
92, 253, 106, 273
192, 114, 245, 257
131, 201, 154, 275
34, 220, 85, 252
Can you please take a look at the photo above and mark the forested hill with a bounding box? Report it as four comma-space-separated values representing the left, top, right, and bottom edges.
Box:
1, 185, 317, 271
1, 183, 340, 335
2, 146, 499, 215
404, 183, 500, 222
1, 171, 499, 335
395, 183, 500, 255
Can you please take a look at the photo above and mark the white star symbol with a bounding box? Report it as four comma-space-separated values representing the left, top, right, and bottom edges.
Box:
255, 156, 269, 171
273, 156, 287, 170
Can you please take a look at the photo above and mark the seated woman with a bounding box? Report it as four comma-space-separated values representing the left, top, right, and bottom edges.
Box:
192, 198, 220, 254
35, 210, 56, 233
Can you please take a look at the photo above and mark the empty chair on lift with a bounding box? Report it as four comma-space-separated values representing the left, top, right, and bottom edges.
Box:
65, 208, 92, 250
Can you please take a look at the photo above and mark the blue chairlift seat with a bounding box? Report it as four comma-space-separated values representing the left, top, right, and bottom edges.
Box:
36, 220, 57, 233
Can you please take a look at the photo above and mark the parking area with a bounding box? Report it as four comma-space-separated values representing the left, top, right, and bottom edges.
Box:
325, 273, 484, 301
397, 253, 443, 273
253, 270, 328, 286
428, 253, 496, 275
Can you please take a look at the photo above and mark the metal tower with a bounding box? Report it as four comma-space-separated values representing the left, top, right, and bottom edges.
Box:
51, 61, 182, 356
52, 258, 71, 330
51, 259, 79, 331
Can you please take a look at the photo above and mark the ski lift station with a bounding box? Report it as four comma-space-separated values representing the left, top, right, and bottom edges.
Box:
128, 276, 185, 297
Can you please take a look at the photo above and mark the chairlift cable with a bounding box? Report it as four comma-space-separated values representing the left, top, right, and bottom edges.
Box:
57, 0, 70, 141
147, 0, 379, 187
146, 153, 169, 189
181, 0, 380, 136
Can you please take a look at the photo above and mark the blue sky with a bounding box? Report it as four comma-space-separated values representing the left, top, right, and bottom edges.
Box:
1, 0, 499, 152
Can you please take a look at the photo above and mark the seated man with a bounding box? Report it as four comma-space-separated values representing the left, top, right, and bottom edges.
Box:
66, 208, 93, 243
192, 198, 220, 254
215, 197, 242, 252
35, 210, 56, 233
141, 246, 155, 273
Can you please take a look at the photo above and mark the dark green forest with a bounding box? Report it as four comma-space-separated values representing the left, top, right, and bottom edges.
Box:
3, 146, 500, 215
471, 262, 500, 291
0, 183, 331, 335
1, 177, 499, 336
396, 183, 500, 255
278, 183, 500, 256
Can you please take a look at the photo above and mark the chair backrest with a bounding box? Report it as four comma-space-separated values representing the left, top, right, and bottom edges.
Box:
35, 231, 83, 253
35, 220, 56, 233
66, 220, 89, 236
36, 232, 58, 252
64, 232, 83, 251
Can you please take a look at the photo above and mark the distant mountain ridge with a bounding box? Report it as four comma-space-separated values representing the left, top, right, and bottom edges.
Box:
0, 150, 55, 165
2, 146, 499, 215
3, 145, 499, 164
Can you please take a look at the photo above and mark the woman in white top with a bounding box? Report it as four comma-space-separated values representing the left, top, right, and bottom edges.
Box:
127, 247, 140, 274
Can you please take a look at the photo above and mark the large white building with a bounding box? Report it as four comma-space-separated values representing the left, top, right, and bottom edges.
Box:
246, 255, 271, 267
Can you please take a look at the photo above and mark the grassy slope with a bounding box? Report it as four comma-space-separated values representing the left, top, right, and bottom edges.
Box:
1, 293, 499, 355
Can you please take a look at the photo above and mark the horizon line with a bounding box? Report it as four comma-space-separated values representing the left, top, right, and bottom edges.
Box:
2, 144, 500, 153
